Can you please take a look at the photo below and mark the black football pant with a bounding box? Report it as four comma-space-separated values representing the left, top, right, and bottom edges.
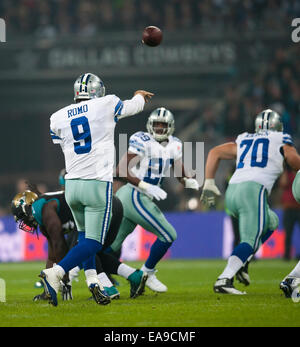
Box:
95, 195, 123, 275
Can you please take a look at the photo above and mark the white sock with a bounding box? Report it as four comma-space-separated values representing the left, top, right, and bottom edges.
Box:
85, 269, 97, 279
219, 256, 243, 279
141, 264, 154, 272
117, 264, 136, 279
288, 261, 300, 278
97, 272, 113, 288
53, 264, 65, 279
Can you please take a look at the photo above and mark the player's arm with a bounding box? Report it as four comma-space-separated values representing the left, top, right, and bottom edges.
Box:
116, 151, 167, 201
116, 151, 141, 187
205, 142, 237, 178
282, 145, 300, 172
42, 200, 69, 263
201, 142, 237, 208
114, 90, 154, 121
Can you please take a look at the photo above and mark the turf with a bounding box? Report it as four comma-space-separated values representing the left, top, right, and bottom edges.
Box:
0, 259, 299, 327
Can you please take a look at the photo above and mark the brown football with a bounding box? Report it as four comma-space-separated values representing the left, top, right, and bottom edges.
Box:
142, 26, 163, 47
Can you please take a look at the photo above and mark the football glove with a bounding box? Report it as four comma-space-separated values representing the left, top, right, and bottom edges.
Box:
60, 280, 73, 301
69, 266, 80, 283
138, 181, 167, 201
183, 178, 200, 190
200, 179, 221, 208
33, 291, 49, 302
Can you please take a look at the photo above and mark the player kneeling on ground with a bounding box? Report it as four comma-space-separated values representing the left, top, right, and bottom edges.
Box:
11, 189, 147, 303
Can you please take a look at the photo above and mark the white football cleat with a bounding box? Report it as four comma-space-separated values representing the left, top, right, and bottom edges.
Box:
145, 270, 167, 293
214, 278, 246, 295
39, 268, 62, 306
280, 276, 300, 298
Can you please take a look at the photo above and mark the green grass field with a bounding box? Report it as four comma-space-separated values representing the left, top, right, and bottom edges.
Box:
0, 259, 299, 327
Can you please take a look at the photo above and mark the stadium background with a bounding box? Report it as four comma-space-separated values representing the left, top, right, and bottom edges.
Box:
0, 0, 300, 261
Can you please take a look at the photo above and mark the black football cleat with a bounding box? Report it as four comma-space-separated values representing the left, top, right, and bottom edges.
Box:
280, 277, 300, 298
214, 278, 246, 295
89, 283, 111, 305
236, 263, 250, 286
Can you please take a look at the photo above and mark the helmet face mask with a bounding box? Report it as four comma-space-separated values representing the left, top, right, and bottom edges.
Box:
11, 191, 39, 233
146, 107, 175, 142
255, 109, 283, 132
152, 121, 168, 136
74, 73, 105, 101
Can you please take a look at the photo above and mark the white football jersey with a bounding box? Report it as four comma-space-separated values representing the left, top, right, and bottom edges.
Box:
128, 131, 182, 187
230, 130, 293, 193
50, 94, 144, 182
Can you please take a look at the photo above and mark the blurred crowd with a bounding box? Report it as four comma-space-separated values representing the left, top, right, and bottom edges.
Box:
192, 45, 300, 143
1, 0, 300, 38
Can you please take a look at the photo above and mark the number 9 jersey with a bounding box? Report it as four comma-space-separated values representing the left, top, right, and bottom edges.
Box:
50, 94, 145, 182
128, 131, 182, 186
229, 130, 294, 193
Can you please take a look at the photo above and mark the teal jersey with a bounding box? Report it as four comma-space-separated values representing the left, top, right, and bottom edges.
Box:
32, 191, 75, 233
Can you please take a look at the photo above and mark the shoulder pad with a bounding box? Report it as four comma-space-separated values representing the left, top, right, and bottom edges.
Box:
171, 136, 182, 144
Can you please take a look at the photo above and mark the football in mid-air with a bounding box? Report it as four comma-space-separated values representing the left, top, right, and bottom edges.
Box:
142, 26, 163, 47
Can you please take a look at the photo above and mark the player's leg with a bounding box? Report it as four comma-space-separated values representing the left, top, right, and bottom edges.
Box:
82, 180, 113, 304
280, 260, 300, 298
131, 188, 176, 292
108, 216, 137, 253
109, 184, 176, 292
292, 171, 300, 203
96, 196, 147, 299
283, 209, 296, 260
40, 180, 112, 306
98, 252, 148, 299
280, 173, 300, 297
235, 205, 279, 287
214, 182, 268, 294
103, 196, 123, 249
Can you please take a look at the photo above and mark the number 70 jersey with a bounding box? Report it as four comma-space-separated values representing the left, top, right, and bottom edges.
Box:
229, 131, 294, 194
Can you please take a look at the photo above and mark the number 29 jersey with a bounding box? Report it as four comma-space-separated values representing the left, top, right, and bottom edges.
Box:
128, 131, 182, 186
50, 94, 144, 182
229, 131, 294, 193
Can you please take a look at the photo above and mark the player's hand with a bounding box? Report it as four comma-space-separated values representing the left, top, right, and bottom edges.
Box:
138, 181, 167, 201
183, 178, 200, 190
60, 280, 73, 301
134, 90, 154, 103
33, 291, 49, 302
69, 266, 80, 283
200, 179, 221, 208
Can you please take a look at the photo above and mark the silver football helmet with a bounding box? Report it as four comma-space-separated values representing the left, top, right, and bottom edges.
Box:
255, 109, 283, 132
146, 107, 175, 142
74, 73, 105, 101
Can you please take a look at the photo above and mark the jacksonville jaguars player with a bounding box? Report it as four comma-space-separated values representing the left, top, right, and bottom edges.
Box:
11, 190, 148, 301
108, 107, 200, 292
280, 170, 300, 298
201, 109, 300, 294
39, 72, 153, 306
